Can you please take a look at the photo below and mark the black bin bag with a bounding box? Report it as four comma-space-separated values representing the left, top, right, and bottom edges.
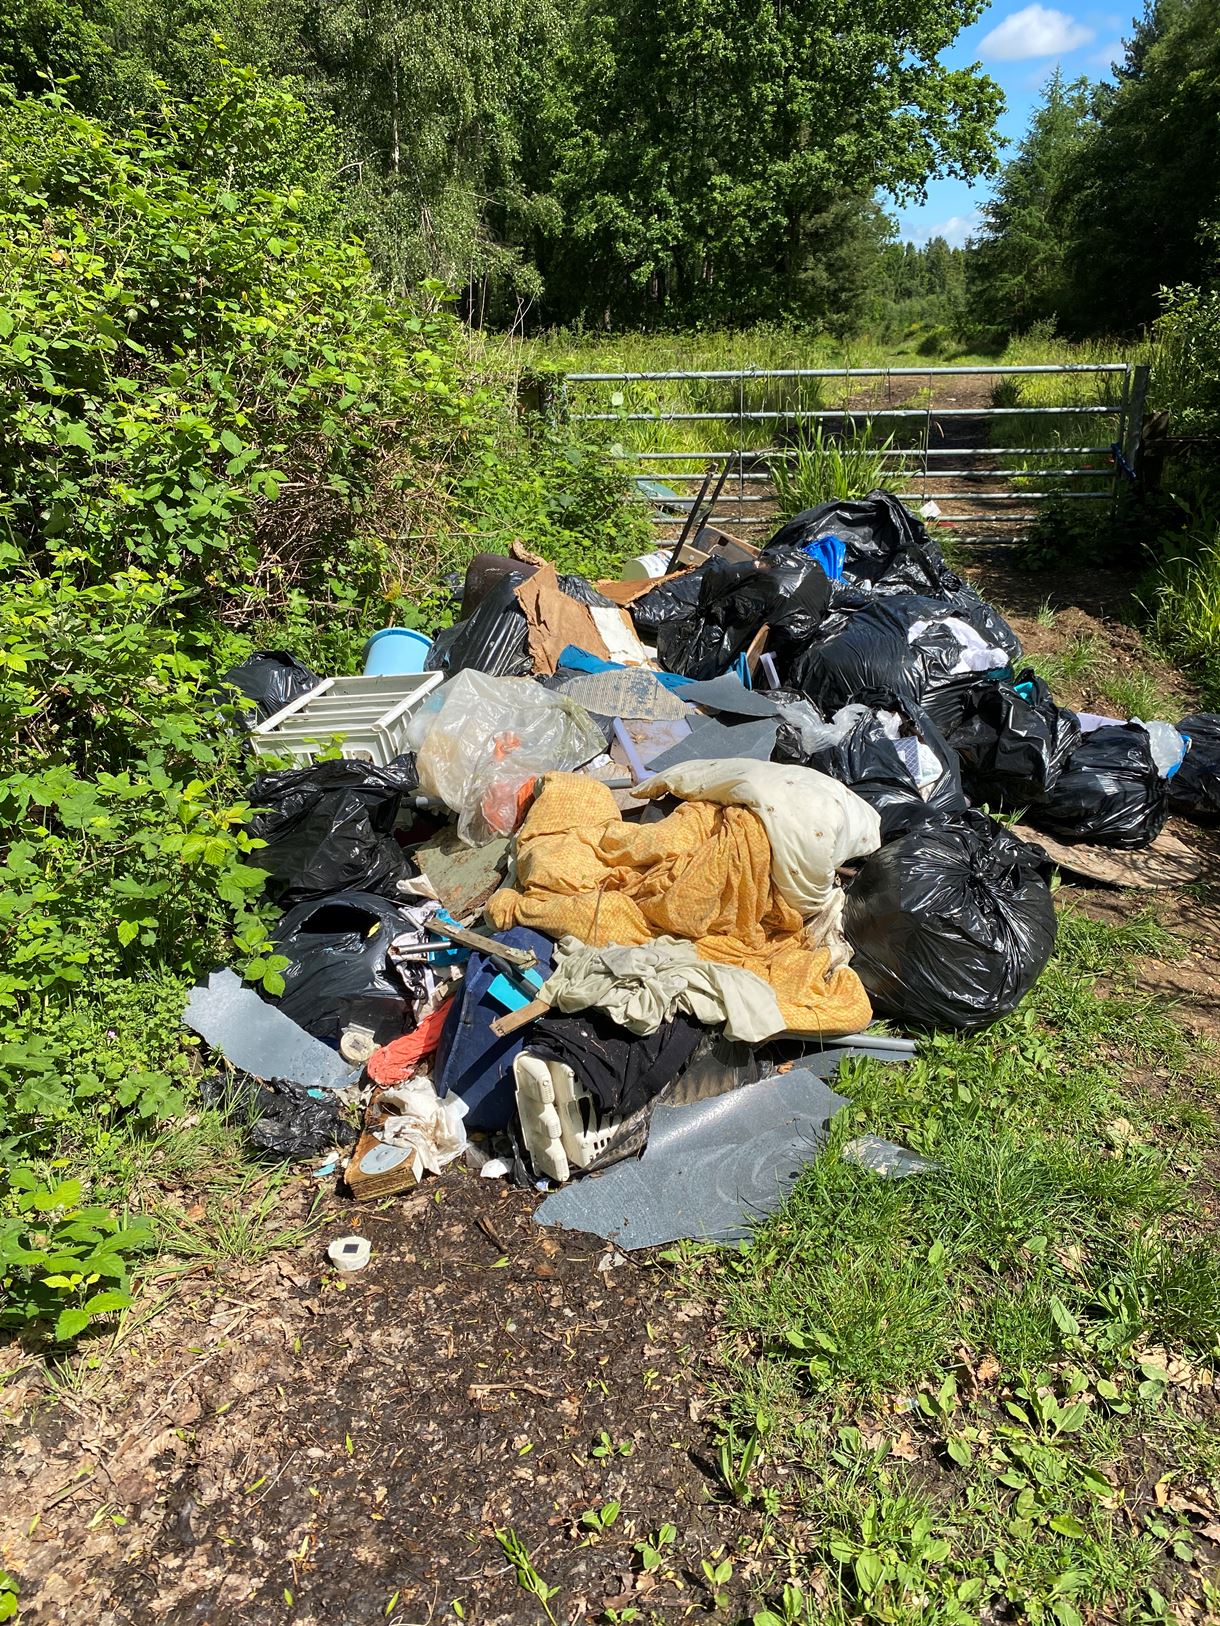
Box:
801, 692, 966, 840
272, 891, 410, 1041
928, 669, 1081, 809
843, 812, 1057, 1032
247, 759, 417, 907
628, 566, 707, 642
1027, 724, 1168, 849
425, 575, 533, 678
656, 547, 832, 681
765, 491, 964, 599
1170, 714, 1220, 823
789, 593, 1020, 713
222, 650, 320, 725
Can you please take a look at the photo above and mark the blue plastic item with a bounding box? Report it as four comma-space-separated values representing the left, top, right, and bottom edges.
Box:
363, 627, 433, 676
557, 645, 694, 692
435, 928, 557, 1130
802, 532, 847, 581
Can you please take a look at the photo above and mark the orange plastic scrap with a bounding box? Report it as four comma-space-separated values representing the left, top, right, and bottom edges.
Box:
366, 996, 454, 1085
486, 774, 870, 1037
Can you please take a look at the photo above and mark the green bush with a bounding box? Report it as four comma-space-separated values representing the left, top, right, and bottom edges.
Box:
0, 62, 644, 1342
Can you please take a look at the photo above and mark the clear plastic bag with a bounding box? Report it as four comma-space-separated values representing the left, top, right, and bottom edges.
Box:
405, 670, 605, 844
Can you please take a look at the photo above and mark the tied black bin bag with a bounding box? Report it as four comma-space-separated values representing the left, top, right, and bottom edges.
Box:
1027, 724, 1169, 850
247, 759, 417, 906
1170, 714, 1220, 823
765, 491, 963, 599
928, 669, 1082, 808
844, 812, 1057, 1032
628, 566, 706, 641
656, 548, 832, 681
789, 593, 1020, 713
425, 574, 534, 679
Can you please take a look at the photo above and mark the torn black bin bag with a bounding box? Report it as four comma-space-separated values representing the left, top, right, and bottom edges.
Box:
628, 564, 708, 641
200, 1073, 357, 1159
656, 548, 832, 681
789, 593, 1020, 713
801, 692, 967, 840
527, 1004, 704, 1120
247, 759, 417, 906
272, 891, 410, 1041
765, 491, 963, 600
843, 811, 1057, 1031
1170, 714, 1220, 823
425, 574, 533, 679
927, 669, 1082, 808
1026, 724, 1169, 849
767, 687, 824, 762
221, 650, 320, 725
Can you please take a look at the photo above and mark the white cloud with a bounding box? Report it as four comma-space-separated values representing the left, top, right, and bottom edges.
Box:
907, 214, 981, 249
978, 4, 1095, 60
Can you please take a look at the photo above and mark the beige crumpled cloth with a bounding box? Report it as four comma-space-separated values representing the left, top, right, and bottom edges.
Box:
540, 935, 786, 1044
486, 774, 871, 1037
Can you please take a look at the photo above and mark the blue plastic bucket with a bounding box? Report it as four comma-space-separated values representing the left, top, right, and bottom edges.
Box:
363, 627, 432, 676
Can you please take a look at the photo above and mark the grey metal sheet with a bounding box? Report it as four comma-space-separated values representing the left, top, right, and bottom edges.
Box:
678, 676, 781, 718
534, 1068, 847, 1249
645, 716, 778, 773
183, 968, 360, 1090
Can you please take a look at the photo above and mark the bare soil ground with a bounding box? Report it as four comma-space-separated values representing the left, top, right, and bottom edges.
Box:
2, 541, 1218, 1626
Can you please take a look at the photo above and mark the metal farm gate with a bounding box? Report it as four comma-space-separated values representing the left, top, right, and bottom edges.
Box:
561, 361, 1148, 538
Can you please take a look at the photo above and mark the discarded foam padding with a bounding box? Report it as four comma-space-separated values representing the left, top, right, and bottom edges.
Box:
183, 968, 360, 1090
533, 1067, 847, 1249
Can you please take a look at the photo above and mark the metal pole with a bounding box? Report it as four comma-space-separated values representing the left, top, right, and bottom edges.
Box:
1123, 364, 1151, 466
1112, 363, 1131, 517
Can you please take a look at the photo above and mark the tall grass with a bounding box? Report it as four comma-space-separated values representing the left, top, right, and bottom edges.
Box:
771, 423, 906, 517
1148, 510, 1220, 704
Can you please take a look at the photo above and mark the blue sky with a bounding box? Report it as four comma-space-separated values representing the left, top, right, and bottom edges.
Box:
892, 1, 1137, 246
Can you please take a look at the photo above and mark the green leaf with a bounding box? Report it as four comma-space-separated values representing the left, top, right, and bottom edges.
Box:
83, 1290, 130, 1315
1048, 1513, 1087, 1539
220, 429, 242, 455
854, 1550, 884, 1593
55, 1307, 91, 1341
116, 920, 139, 947
946, 1436, 973, 1468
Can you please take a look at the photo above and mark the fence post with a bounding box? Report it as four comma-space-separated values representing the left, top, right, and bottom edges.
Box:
1123, 363, 1151, 467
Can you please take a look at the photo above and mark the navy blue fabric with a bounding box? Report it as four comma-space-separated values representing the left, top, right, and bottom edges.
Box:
435, 927, 556, 1130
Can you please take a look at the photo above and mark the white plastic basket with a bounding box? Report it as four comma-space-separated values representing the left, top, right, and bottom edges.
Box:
514, 1052, 624, 1183
250, 672, 444, 767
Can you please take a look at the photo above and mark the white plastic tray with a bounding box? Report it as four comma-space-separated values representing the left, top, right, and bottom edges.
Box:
250, 671, 443, 766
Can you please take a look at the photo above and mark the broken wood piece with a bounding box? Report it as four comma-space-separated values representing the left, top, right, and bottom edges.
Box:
744, 624, 769, 675
425, 918, 537, 969
489, 997, 550, 1038
1012, 824, 1203, 890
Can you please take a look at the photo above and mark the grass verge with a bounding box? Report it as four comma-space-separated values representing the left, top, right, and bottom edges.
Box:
684, 908, 1220, 1625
